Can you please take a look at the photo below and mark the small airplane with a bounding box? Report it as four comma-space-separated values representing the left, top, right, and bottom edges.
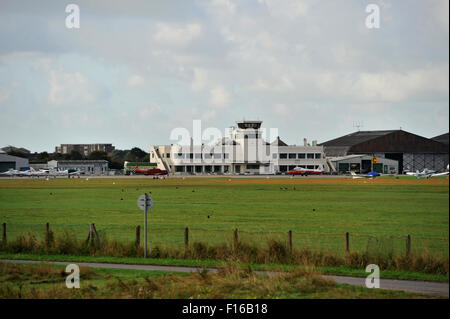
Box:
350, 171, 381, 179
288, 165, 324, 176
0, 169, 20, 176
406, 166, 449, 179
133, 166, 168, 176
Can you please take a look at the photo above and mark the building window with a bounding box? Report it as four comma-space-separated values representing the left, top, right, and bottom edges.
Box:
288, 153, 296, 159
175, 166, 185, 172
307, 153, 314, 159
280, 153, 288, 159
307, 165, 314, 169
272, 153, 277, 159
166, 153, 170, 158
298, 153, 306, 159
315, 153, 321, 159
246, 164, 260, 169
223, 153, 229, 159
195, 153, 202, 159
213, 153, 221, 159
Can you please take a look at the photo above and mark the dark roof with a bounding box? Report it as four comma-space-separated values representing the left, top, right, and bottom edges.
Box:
319, 130, 398, 147
271, 136, 288, 146
320, 130, 448, 155
431, 133, 449, 145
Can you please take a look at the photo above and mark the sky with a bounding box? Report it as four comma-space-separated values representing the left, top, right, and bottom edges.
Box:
0, 0, 448, 153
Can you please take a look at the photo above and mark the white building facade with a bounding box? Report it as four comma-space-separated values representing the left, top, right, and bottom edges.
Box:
150, 121, 327, 175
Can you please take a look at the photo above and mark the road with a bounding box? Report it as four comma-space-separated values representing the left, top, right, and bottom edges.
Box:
1, 259, 448, 297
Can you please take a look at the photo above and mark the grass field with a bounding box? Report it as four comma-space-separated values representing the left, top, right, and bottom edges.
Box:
0, 262, 433, 299
0, 176, 448, 258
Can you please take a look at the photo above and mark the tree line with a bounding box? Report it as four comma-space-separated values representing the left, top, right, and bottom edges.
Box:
8, 147, 149, 170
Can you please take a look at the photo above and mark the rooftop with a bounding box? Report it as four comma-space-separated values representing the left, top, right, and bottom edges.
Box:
319, 130, 399, 147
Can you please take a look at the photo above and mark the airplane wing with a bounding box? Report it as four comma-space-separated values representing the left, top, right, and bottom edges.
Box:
430, 172, 449, 177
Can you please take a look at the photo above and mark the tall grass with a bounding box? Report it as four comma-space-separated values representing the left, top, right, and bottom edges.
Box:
0, 231, 448, 275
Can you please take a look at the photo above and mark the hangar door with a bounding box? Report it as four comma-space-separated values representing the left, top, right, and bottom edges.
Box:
0, 162, 15, 171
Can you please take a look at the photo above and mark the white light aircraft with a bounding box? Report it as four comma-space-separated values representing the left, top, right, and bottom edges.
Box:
406, 165, 449, 178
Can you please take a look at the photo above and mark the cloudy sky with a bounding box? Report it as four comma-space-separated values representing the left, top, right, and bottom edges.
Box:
0, 0, 448, 152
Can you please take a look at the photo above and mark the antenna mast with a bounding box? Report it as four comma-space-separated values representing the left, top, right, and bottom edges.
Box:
353, 121, 363, 132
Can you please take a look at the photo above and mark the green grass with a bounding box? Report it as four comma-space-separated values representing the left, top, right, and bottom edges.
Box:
0, 261, 435, 299
0, 177, 448, 257
1, 252, 448, 282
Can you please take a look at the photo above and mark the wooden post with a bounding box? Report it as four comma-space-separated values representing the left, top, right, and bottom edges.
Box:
85, 224, 92, 244
406, 234, 411, 256
92, 223, 100, 246
184, 227, 189, 251
233, 228, 239, 249
2, 223, 6, 245
135, 226, 141, 246
45, 222, 50, 247
288, 230, 292, 253
345, 232, 350, 253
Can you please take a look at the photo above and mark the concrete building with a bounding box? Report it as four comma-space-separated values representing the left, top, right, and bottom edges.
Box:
329, 154, 399, 174
150, 120, 327, 175
47, 160, 109, 175
55, 144, 115, 156
319, 130, 448, 173
0, 151, 29, 171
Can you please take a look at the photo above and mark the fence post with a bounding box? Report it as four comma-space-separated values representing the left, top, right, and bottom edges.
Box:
345, 232, 350, 253
406, 234, 411, 257
92, 223, 100, 246
135, 226, 141, 247
2, 223, 6, 245
233, 228, 239, 249
45, 222, 50, 247
184, 227, 189, 251
288, 230, 292, 253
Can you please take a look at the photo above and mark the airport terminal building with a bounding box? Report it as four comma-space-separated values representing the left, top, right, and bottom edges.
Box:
150, 120, 327, 175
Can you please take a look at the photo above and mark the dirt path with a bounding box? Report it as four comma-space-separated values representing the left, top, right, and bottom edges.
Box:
1, 259, 448, 297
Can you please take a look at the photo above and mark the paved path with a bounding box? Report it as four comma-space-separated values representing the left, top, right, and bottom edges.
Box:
1, 259, 448, 297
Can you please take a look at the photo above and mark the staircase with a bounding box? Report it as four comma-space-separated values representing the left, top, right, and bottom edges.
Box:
153, 147, 171, 173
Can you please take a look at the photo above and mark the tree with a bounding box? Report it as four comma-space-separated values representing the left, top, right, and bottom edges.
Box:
70, 150, 83, 160
37, 152, 49, 161
130, 147, 148, 159
88, 151, 108, 160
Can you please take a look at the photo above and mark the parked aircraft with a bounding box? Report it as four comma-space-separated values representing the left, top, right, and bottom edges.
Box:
0, 169, 20, 176
406, 167, 449, 179
288, 165, 324, 176
133, 166, 168, 176
350, 171, 381, 179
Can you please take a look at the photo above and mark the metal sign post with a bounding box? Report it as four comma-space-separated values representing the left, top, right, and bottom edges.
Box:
137, 193, 154, 258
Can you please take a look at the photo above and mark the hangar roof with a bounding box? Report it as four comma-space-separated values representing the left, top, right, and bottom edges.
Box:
319, 130, 448, 156
432, 133, 449, 145
319, 130, 398, 147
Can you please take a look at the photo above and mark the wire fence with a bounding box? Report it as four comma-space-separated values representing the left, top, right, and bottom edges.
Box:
2, 222, 448, 258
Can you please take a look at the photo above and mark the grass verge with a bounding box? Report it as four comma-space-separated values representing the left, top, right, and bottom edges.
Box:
0, 261, 434, 299
1, 252, 448, 282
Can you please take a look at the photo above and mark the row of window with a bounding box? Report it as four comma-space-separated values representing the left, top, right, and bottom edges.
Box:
171, 153, 230, 160
159, 152, 322, 160
276, 153, 322, 159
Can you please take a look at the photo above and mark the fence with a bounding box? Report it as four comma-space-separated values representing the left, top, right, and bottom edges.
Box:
1, 222, 437, 258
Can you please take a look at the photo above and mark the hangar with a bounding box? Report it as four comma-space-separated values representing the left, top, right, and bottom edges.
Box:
47, 160, 109, 175
329, 154, 399, 174
319, 130, 448, 173
0, 151, 29, 172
